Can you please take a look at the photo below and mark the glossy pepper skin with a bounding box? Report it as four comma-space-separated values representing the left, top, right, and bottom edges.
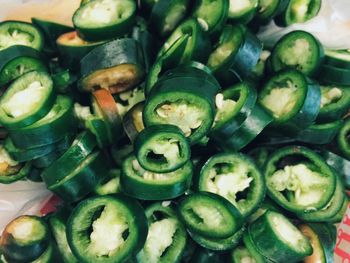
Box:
67, 194, 148, 263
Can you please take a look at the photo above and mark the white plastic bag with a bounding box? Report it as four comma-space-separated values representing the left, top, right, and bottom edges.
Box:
258, 0, 350, 49
0, 181, 51, 232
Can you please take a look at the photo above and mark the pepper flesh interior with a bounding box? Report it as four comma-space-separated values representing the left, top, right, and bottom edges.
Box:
235, 247, 256, 263
214, 93, 238, 126
78, 0, 134, 26
278, 38, 312, 72
189, 205, 224, 227
0, 145, 20, 177
2, 81, 46, 118
206, 162, 253, 208
229, 0, 257, 17
82, 64, 142, 94
271, 213, 310, 252
147, 138, 181, 166
140, 218, 177, 262
132, 159, 176, 180
268, 163, 328, 207
320, 86, 343, 108
156, 100, 204, 137
0, 29, 33, 51
260, 80, 299, 119
207, 32, 240, 69
89, 204, 128, 257
7, 217, 46, 244
290, 0, 313, 22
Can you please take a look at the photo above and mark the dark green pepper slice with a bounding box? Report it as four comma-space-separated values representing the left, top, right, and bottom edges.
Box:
249, 211, 312, 262
31, 18, 72, 55
318, 64, 350, 86
4, 135, 72, 163
41, 131, 96, 186
259, 69, 321, 131
32, 147, 68, 169
48, 151, 110, 202
242, 228, 269, 263
324, 49, 350, 70
131, 21, 157, 72
275, 0, 322, 27
135, 124, 190, 173
84, 116, 111, 148
136, 203, 187, 263
73, 0, 136, 41
67, 195, 148, 263
0, 215, 50, 263
121, 155, 193, 200
207, 24, 245, 74
192, 0, 229, 36
319, 150, 350, 189
297, 120, 343, 145
338, 119, 350, 159
208, 24, 262, 81
270, 30, 324, 76
0, 45, 47, 87
149, 0, 191, 38
8, 95, 76, 149
143, 66, 220, 144
265, 146, 336, 213
79, 38, 145, 94
178, 191, 243, 239
211, 81, 257, 138
297, 175, 346, 222
197, 152, 265, 217
317, 84, 350, 122
189, 226, 245, 251
0, 71, 55, 129
145, 35, 189, 95
214, 104, 273, 151
158, 19, 211, 65
0, 21, 44, 51
56, 31, 106, 71
327, 197, 349, 223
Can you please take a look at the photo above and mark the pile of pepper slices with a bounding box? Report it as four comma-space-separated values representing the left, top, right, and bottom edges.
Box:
0, 0, 349, 262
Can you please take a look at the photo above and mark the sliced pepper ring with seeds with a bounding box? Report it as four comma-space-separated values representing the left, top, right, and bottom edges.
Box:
67, 195, 148, 263
0, 21, 44, 51
143, 66, 220, 144
197, 152, 265, 218
134, 124, 190, 173
136, 203, 187, 263
73, 0, 137, 41
0, 71, 55, 129
259, 69, 321, 132
0, 45, 47, 87
178, 191, 243, 239
265, 146, 336, 213
269, 30, 324, 76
